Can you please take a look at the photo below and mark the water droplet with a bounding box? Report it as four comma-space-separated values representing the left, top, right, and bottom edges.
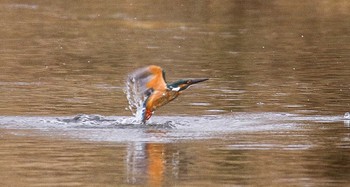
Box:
125, 71, 149, 122
344, 112, 350, 119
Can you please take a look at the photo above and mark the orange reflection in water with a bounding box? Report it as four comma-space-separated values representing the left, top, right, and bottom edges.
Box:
126, 142, 168, 186
146, 143, 165, 187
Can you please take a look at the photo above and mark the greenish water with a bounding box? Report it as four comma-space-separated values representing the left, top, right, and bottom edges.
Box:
0, 0, 349, 186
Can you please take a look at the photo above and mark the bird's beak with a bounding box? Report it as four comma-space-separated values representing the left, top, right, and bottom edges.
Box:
189, 78, 209, 85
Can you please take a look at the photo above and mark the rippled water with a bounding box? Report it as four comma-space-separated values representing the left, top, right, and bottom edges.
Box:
0, 113, 338, 142
1, 0, 350, 186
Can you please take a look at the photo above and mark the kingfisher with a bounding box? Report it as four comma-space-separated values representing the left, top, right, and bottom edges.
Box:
128, 65, 208, 123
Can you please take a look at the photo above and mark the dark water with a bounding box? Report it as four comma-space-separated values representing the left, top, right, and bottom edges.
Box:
1, 0, 350, 186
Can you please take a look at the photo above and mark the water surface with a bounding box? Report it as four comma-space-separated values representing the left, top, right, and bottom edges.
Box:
0, 0, 349, 186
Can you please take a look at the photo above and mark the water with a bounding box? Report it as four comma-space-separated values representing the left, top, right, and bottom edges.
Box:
1, 0, 350, 186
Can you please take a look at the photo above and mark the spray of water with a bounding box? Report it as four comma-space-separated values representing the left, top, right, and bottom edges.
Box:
124, 75, 146, 122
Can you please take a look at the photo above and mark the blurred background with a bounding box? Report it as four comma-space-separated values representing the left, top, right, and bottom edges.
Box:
1, 0, 349, 117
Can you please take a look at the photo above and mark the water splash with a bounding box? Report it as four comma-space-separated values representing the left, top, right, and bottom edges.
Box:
0, 113, 345, 142
344, 112, 350, 119
124, 74, 146, 123
344, 112, 350, 127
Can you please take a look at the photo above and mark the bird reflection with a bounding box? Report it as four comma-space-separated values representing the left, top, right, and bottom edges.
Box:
126, 142, 179, 186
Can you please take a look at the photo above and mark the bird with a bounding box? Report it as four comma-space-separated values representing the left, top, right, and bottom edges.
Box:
128, 65, 208, 123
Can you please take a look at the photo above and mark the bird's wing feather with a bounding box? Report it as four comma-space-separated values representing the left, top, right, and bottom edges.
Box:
146, 65, 167, 91
129, 65, 167, 95
128, 65, 167, 123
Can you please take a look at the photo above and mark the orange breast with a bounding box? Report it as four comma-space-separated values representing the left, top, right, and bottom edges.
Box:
146, 90, 179, 112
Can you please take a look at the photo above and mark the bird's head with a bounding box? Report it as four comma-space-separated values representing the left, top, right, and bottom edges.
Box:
167, 78, 208, 92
